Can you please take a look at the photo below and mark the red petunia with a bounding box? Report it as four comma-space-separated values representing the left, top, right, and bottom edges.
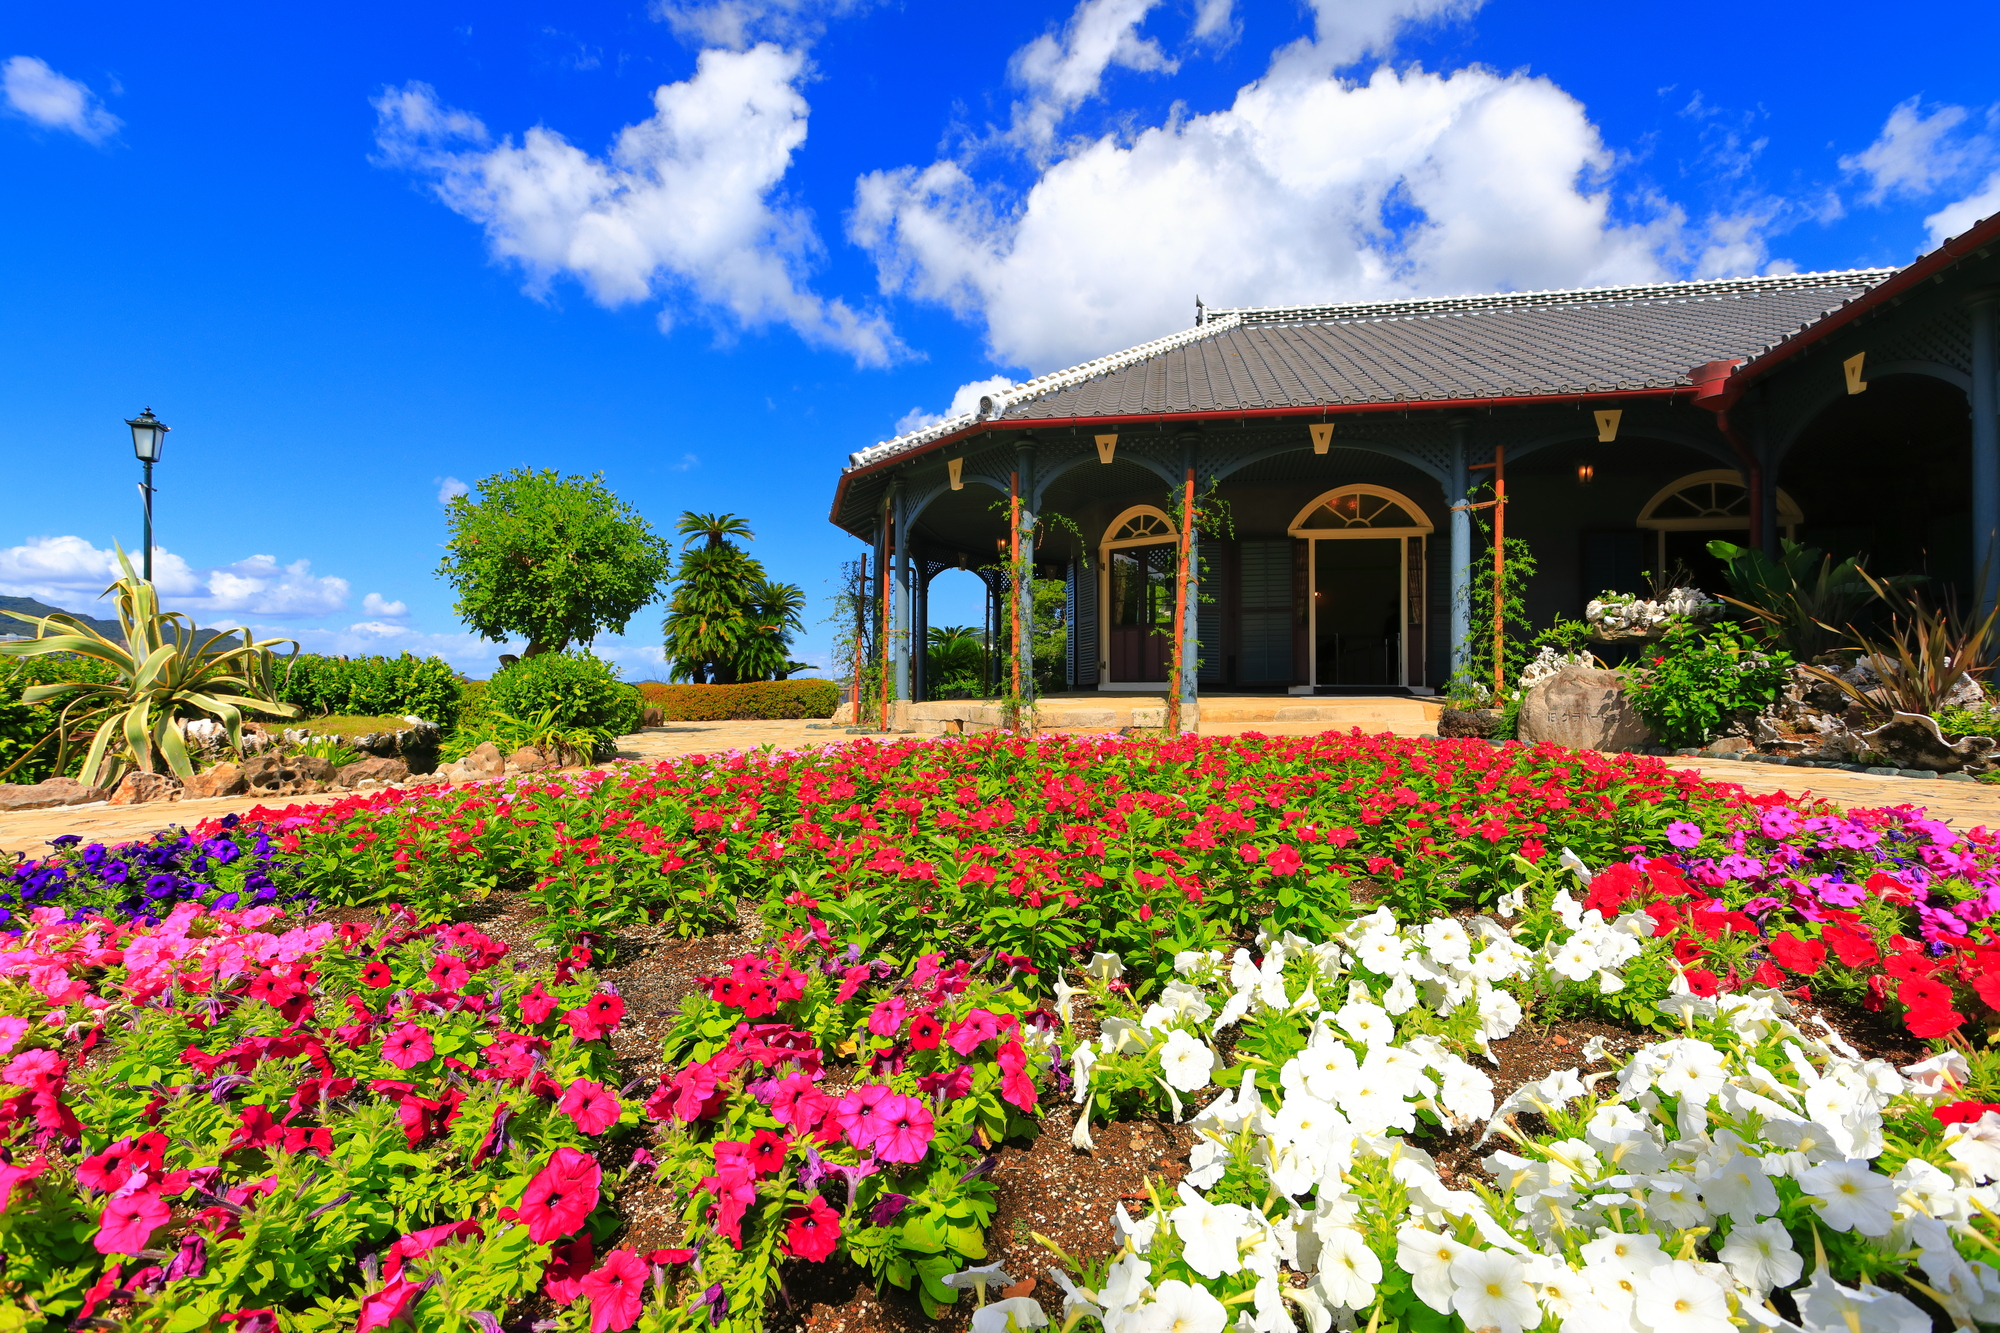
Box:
384, 1219, 483, 1280
1885, 952, 1936, 982
360, 961, 395, 989
744, 1128, 789, 1176
907, 1011, 942, 1050
428, 955, 473, 992
1682, 969, 1720, 998
557, 1079, 622, 1136
1820, 925, 1879, 968
543, 1235, 595, 1305
1767, 932, 1825, 976
580, 1248, 650, 1333
1936, 1101, 2000, 1126
520, 982, 558, 1025
379, 1024, 434, 1071
784, 1195, 842, 1262
77, 1139, 143, 1193
518, 1147, 602, 1244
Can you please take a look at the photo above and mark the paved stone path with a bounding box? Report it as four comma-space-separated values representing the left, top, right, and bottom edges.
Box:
6, 723, 2000, 860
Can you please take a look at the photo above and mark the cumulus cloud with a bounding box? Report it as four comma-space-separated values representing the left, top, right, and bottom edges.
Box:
373, 48, 902, 366
654, 0, 870, 50
893, 374, 1015, 436
1006, 0, 1178, 157
854, 38, 1696, 372
1927, 174, 2000, 247
436, 475, 470, 503
2, 56, 120, 143
0, 535, 350, 618
1842, 97, 1993, 203
361, 592, 409, 618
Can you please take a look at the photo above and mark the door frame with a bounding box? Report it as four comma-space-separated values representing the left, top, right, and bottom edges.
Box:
1286, 486, 1433, 689
1097, 504, 1179, 690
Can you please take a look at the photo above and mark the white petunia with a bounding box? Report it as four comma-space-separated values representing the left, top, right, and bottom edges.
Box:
1632, 1260, 1733, 1333
1085, 951, 1125, 981
1070, 1044, 1097, 1103
969, 1296, 1047, 1333
1170, 1184, 1253, 1279
1420, 917, 1472, 967
1044, 1267, 1102, 1324
1380, 973, 1418, 1015
1943, 1113, 2000, 1183
1642, 1173, 1709, 1229
1697, 1153, 1779, 1222
1758, 1118, 1840, 1178
1070, 1113, 1095, 1151
1652, 1040, 1729, 1102
1157, 1028, 1215, 1093
1351, 931, 1409, 977
1184, 1135, 1228, 1189
1173, 949, 1222, 978
1314, 1226, 1382, 1310
1130, 1279, 1227, 1333
1900, 1050, 1970, 1098
1448, 1248, 1539, 1333
1717, 1218, 1802, 1293
1796, 1267, 1932, 1333
1579, 1229, 1666, 1277
1334, 999, 1394, 1046
1290, 1035, 1359, 1103
1112, 1204, 1157, 1253
1395, 1227, 1470, 1313
1549, 938, 1599, 982
1098, 1252, 1152, 1311
1798, 1158, 1898, 1236
1438, 1059, 1495, 1123
1475, 985, 1523, 1040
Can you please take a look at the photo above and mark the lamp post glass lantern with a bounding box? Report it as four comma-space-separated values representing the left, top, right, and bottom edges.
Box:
126, 408, 170, 583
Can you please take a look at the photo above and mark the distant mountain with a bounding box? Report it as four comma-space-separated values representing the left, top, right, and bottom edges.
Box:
0, 595, 248, 652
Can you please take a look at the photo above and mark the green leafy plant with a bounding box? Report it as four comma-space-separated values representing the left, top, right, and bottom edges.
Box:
0, 551, 300, 785
438, 468, 673, 658
1445, 502, 1538, 706
1707, 537, 1912, 660
1623, 619, 1792, 748
924, 625, 987, 699
661, 513, 808, 684
0, 654, 120, 784
1801, 568, 2000, 722
290, 734, 365, 768
274, 652, 464, 730
446, 654, 639, 761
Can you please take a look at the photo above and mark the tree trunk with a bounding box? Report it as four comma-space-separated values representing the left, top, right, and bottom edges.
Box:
522, 638, 567, 659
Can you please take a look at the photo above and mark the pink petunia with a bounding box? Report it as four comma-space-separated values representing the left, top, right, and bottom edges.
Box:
2, 1048, 67, 1093
384, 1219, 483, 1279
871, 1094, 934, 1164
944, 1008, 1001, 1056
580, 1248, 649, 1332
96, 1190, 170, 1256
379, 1024, 434, 1071
558, 1079, 622, 1136
866, 997, 906, 1037
543, 1234, 595, 1305
520, 981, 558, 1025
0, 1016, 30, 1060
356, 1274, 427, 1333
834, 1083, 893, 1148
518, 1147, 602, 1244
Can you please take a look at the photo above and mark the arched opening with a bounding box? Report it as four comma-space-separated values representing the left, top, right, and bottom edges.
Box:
1777, 372, 1974, 600
1286, 486, 1433, 688
923, 567, 993, 699
1637, 470, 1801, 592
1098, 505, 1178, 686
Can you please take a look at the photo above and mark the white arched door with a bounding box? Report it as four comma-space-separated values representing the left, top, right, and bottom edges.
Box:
1287, 486, 1432, 688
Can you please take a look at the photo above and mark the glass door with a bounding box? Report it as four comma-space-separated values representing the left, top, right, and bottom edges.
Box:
1312, 538, 1402, 686
1107, 543, 1175, 681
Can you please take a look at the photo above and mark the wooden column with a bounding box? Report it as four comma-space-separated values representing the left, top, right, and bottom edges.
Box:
1168, 463, 1195, 735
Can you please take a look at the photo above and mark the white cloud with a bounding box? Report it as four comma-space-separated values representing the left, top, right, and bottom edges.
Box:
1191, 0, 1238, 43
361, 592, 410, 618
373, 48, 903, 366
668, 452, 700, 471
894, 374, 1016, 436
2, 56, 120, 143
1927, 172, 2000, 247
436, 475, 470, 503
0, 535, 350, 619
1006, 0, 1177, 157
654, 0, 869, 50
854, 38, 1696, 373
1841, 97, 1993, 204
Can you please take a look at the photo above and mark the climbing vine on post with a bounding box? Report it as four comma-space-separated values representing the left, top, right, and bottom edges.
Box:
1161, 480, 1235, 737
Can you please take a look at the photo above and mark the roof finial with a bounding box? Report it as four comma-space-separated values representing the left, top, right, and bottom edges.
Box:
1194, 295, 1206, 327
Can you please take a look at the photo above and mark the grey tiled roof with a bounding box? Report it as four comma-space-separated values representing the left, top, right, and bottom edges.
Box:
845, 270, 1892, 471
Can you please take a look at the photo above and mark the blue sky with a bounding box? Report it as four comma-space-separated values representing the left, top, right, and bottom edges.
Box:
4, 0, 1998, 678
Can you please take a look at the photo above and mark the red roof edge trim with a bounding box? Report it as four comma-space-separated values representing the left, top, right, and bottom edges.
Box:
1725, 211, 2000, 396
827, 385, 1686, 527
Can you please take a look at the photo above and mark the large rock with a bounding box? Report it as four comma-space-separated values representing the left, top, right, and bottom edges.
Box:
242, 753, 337, 797
1857, 711, 1998, 773
108, 771, 184, 805
1437, 707, 1503, 739
338, 756, 410, 788
507, 745, 557, 774
1517, 666, 1653, 753
462, 742, 505, 777
182, 762, 247, 800
0, 776, 109, 811
350, 717, 442, 775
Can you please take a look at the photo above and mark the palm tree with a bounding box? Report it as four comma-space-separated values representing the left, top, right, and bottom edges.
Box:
676, 512, 755, 550
734, 579, 809, 681
925, 625, 987, 699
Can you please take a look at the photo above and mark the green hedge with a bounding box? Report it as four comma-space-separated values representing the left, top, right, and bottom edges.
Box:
488, 652, 642, 738
636, 679, 840, 721
275, 653, 464, 732
1, 656, 120, 784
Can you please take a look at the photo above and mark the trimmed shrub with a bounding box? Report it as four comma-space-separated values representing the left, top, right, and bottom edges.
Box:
635, 679, 840, 721
486, 652, 642, 739
274, 652, 464, 732
1, 655, 121, 784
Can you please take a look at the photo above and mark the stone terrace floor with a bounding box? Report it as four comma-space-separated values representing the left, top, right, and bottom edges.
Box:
4, 721, 2000, 860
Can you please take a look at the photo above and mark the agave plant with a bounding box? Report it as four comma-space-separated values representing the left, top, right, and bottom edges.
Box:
0, 549, 300, 786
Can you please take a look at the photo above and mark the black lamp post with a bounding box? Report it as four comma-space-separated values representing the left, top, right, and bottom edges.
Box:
126, 408, 170, 583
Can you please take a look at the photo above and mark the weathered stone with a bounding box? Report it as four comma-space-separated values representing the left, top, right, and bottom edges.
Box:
1708, 735, 1754, 754
242, 753, 337, 796
346, 718, 442, 775
506, 746, 556, 773
1857, 711, 1995, 774
182, 763, 246, 800
462, 742, 505, 778
1517, 666, 1653, 753
108, 771, 184, 805
0, 776, 109, 810
338, 756, 410, 788
1437, 707, 1503, 739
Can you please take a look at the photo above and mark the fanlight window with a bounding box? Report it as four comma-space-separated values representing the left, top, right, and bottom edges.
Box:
1111, 510, 1175, 542
1288, 486, 1432, 534
1648, 479, 1749, 521
1638, 470, 1802, 534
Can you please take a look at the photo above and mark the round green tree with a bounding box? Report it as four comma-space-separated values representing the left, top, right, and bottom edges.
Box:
438, 469, 672, 658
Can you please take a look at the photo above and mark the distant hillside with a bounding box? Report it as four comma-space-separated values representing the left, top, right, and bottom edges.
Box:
0, 595, 248, 652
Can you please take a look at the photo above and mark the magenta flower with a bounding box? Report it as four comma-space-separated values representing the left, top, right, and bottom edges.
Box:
518, 1147, 602, 1244
96, 1190, 170, 1256
944, 1008, 1002, 1056
866, 997, 906, 1037
834, 1083, 893, 1148
872, 1094, 934, 1164
380, 1024, 435, 1070
580, 1248, 649, 1332
1664, 821, 1702, 849
558, 1079, 622, 1136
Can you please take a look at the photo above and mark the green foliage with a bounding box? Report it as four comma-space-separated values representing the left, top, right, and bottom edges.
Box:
290, 735, 364, 768
1532, 615, 1593, 654
1707, 537, 1916, 661
1029, 577, 1068, 695
453, 652, 639, 762
1938, 699, 2000, 739
660, 513, 807, 684
925, 625, 987, 699
1623, 620, 1793, 748
635, 679, 841, 720
0, 552, 300, 785
438, 468, 672, 656
0, 654, 119, 784
1445, 502, 1539, 706
1802, 569, 2000, 722
274, 652, 464, 730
